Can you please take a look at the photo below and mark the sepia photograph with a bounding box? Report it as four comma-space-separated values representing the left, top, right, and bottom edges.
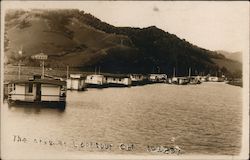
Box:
1, 1, 249, 159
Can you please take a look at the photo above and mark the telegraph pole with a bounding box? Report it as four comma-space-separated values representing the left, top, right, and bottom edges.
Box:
173, 67, 176, 77
42, 60, 45, 79
66, 65, 69, 79
18, 60, 21, 79
188, 67, 191, 78
18, 47, 23, 79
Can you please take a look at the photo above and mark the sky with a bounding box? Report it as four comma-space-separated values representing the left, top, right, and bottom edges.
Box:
2, 1, 249, 54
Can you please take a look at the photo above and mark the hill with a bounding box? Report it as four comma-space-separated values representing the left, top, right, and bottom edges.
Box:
4, 9, 242, 76
215, 50, 242, 63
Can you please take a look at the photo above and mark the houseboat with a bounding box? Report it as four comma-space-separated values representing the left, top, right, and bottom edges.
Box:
149, 74, 168, 83
172, 77, 189, 85
189, 76, 202, 85
208, 76, 225, 82
85, 74, 108, 88
129, 74, 147, 86
7, 75, 66, 108
105, 74, 132, 87
208, 76, 219, 82
200, 76, 208, 82
66, 74, 86, 91
218, 75, 226, 82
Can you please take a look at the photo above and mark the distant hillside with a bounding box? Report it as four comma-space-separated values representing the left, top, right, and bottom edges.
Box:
4, 9, 242, 77
215, 50, 242, 63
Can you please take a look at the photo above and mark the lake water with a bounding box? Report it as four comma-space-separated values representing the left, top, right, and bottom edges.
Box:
1, 82, 242, 159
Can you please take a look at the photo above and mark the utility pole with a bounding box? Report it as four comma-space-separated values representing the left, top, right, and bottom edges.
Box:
18, 60, 21, 79
42, 60, 45, 79
66, 65, 69, 79
173, 67, 176, 77
188, 67, 191, 78
18, 47, 23, 80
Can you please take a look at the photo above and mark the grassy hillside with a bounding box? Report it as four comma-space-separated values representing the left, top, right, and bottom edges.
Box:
215, 50, 242, 63
4, 9, 241, 76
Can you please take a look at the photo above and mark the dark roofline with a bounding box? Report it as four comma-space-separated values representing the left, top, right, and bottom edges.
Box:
9, 79, 66, 86
103, 73, 130, 78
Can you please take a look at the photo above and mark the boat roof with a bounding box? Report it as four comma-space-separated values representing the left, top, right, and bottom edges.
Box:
104, 73, 130, 78
86, 74, 105, 77
69, 74, 86, 79
8, 79, 66, 86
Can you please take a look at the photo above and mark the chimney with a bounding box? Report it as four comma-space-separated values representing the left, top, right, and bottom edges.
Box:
34, 74, 42, 80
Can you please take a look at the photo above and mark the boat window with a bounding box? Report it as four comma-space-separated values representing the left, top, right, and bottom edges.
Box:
119, 78, 122, 81
28, 83, 33, 93
13, 84, 16, 90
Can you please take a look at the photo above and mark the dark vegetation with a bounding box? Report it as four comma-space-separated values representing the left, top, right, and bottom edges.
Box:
4, 9, 242, 78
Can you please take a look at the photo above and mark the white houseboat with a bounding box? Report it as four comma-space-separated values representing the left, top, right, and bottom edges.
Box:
7, 75, 66, 108
207, 76, 225, 82
66, 74, 86, 91
85, 74, 107, 88
208, 76, 219, 82
105, 74, 132, 87
200, 76, 208, 82
172, 77, 189, 85
149, 74, 167, 83
189, 76, 202, 84
129, 74, 147, 85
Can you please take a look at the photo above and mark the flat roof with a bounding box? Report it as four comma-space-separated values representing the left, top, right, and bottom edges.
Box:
9, 79, 66, 86
104, 73, 130, 78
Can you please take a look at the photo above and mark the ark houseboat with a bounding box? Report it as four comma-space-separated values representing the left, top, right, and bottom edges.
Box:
148, 74, 168, 83
66, 74, 86, 91
171, 77, 189, 85
105, 74, 132, 87
129, 74, 148, 86
189, 76, 202, 85
85, 74, 108, 88
208, 76, 226, 82
7, 75, 66, 108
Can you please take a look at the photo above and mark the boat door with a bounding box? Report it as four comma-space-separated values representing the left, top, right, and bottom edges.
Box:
35, 83, 41, 101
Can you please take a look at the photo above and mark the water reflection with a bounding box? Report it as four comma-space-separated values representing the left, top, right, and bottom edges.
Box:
7, 102, 66, 113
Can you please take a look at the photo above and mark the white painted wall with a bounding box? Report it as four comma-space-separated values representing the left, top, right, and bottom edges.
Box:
149, 74, 167, 81
130, 75, 144, 81
9, 84, 26, 101
85, 75, 106, 85
41, 95, 60, 101
41, 84, 61, 101
41, 84, 60, 95
106, 77, 131, 85
208, 77, 219, 82
67, 79, 86, 90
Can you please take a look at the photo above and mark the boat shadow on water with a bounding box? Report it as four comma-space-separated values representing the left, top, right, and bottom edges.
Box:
7, 100, 66, 112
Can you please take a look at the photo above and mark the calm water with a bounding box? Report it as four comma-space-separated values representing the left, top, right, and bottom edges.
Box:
1, 82, 242, 159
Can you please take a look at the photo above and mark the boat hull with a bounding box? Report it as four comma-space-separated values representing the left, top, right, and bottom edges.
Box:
7, 100, 66, 110
86, 83, 109, 88
107, 83, 131, 88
